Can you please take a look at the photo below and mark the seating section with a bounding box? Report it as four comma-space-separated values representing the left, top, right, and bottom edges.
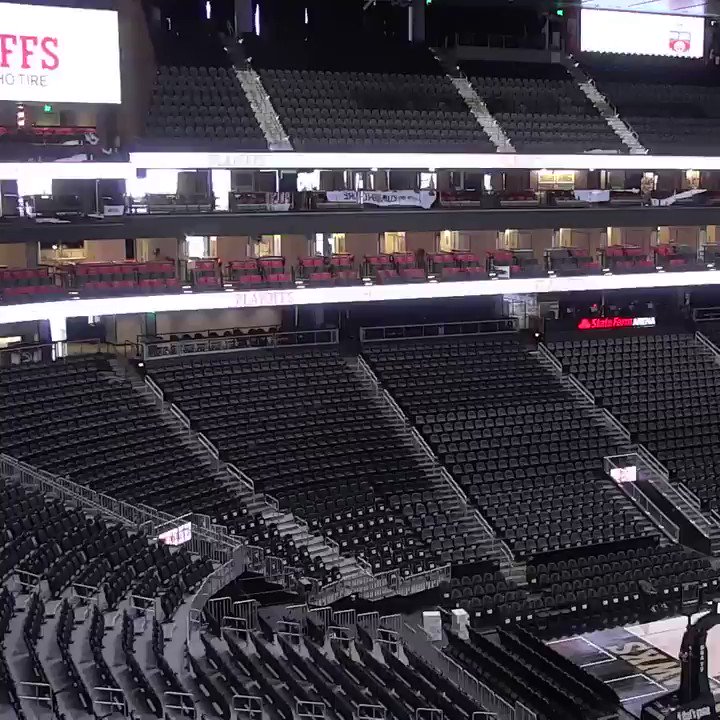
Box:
0, 267, 62, 302
147, 348, 493, 575
443, 561, 534, 624
654, 244, 703, 271
546, 248, 601, 276
142, 31, 266, 149
488, 249, 544, 278
463, 59, 623, 153
581, 53, 720, 153
445, 626, 619, 720
69, 261, 181, 294
248, 38, 494, 151
526, 538, 720, 635
429, 252, 488, 282
603, 246, 655, 274
0, 474, 215, 719
548, 333, 720, 511
0, 355, 229, 518
0, 354, 331, 581
365, 337, 657, 557
201, 611, 494, 720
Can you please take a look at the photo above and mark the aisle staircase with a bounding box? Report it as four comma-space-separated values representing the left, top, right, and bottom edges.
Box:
234, 68, 293, 151
433, 50, 515, 153
562, 56, 647, 154
349, 355, 519, 580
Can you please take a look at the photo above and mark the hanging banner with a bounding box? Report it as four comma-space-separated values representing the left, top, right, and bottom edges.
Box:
574, 189, 610, 203
651, 188, 707, 207
229, 192, 291, 212
325, 190, 437, 209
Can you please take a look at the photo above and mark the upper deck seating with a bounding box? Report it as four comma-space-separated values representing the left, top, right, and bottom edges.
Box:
365, 337, 657, 558
248, 38, 494, 152
548, 333, 720, 511
463, 59, 624, 153
142, 29, 266, 149
580, 53, 720, 153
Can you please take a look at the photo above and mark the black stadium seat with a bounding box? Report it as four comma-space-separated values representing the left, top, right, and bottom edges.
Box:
246, 37, 495, 152
364, 337, 657, 558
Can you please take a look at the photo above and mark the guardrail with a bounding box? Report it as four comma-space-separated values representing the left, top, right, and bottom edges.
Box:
141, 328, 339, 361
360, 318, 518, 343
316, 563, 452, 606
354, 353, 514, 567
604, 454, 680, 543
0, 454, 246, 564
535, 343, 563, 373
0, 340, 139, 367
696, 330, 720, 361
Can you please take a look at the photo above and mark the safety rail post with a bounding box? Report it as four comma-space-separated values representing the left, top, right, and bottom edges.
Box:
226, 463, 255, 493
164, 691, 196, 719
233, 599, 259, 630
71, 582, 100, 606
93, 687, 128, 717
234, 694, 263, 720
357, 704, 386, 720
144, 375, 165, 407
297, 700, 326, 720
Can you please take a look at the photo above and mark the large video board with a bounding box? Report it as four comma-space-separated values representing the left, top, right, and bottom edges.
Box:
0, 2, 121, 104
581, 8, 705, 58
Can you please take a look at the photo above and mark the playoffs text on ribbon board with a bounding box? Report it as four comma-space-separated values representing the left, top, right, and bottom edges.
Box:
0, 2, 121, 103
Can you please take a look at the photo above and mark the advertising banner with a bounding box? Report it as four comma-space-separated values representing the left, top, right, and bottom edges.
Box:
0, 2, 121, 103
326, 190, 437, 209
581, 9, 704, 58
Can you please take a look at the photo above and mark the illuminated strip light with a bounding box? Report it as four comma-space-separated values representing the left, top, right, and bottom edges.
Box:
130, 151, 720, 172
7, 150, 720, 181
577, 316, 656, 330
1, 270, 718, 328
610, 467, 638, 484
158, 522, 192, 546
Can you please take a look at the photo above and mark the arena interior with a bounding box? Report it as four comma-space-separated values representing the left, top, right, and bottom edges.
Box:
8, 0, 720, 719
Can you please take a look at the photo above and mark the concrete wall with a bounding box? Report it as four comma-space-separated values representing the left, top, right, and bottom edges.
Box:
0, 243, 37, 268
84, 239, 127, 262
136, 238, 179, 262
216, 236, 251, 262
345, 233, 379, 258
155, 308, 281, 336
657, 226, 701, 248
405, 232, 436, 253
116, 0, 155, 143
109, 308, 282, 344
280, 235, 311, 263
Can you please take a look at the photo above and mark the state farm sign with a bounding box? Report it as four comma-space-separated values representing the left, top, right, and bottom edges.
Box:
0, 3, 121, 104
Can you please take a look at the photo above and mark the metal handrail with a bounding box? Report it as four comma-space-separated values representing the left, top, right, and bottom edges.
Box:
567, 374, 595, 404
360, 318, 518, 343
536, 343, 563, 373
145, 375, 164, 403
142, 328, 339, 361
357, 350, 514, 566
0, 454, 243, 559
